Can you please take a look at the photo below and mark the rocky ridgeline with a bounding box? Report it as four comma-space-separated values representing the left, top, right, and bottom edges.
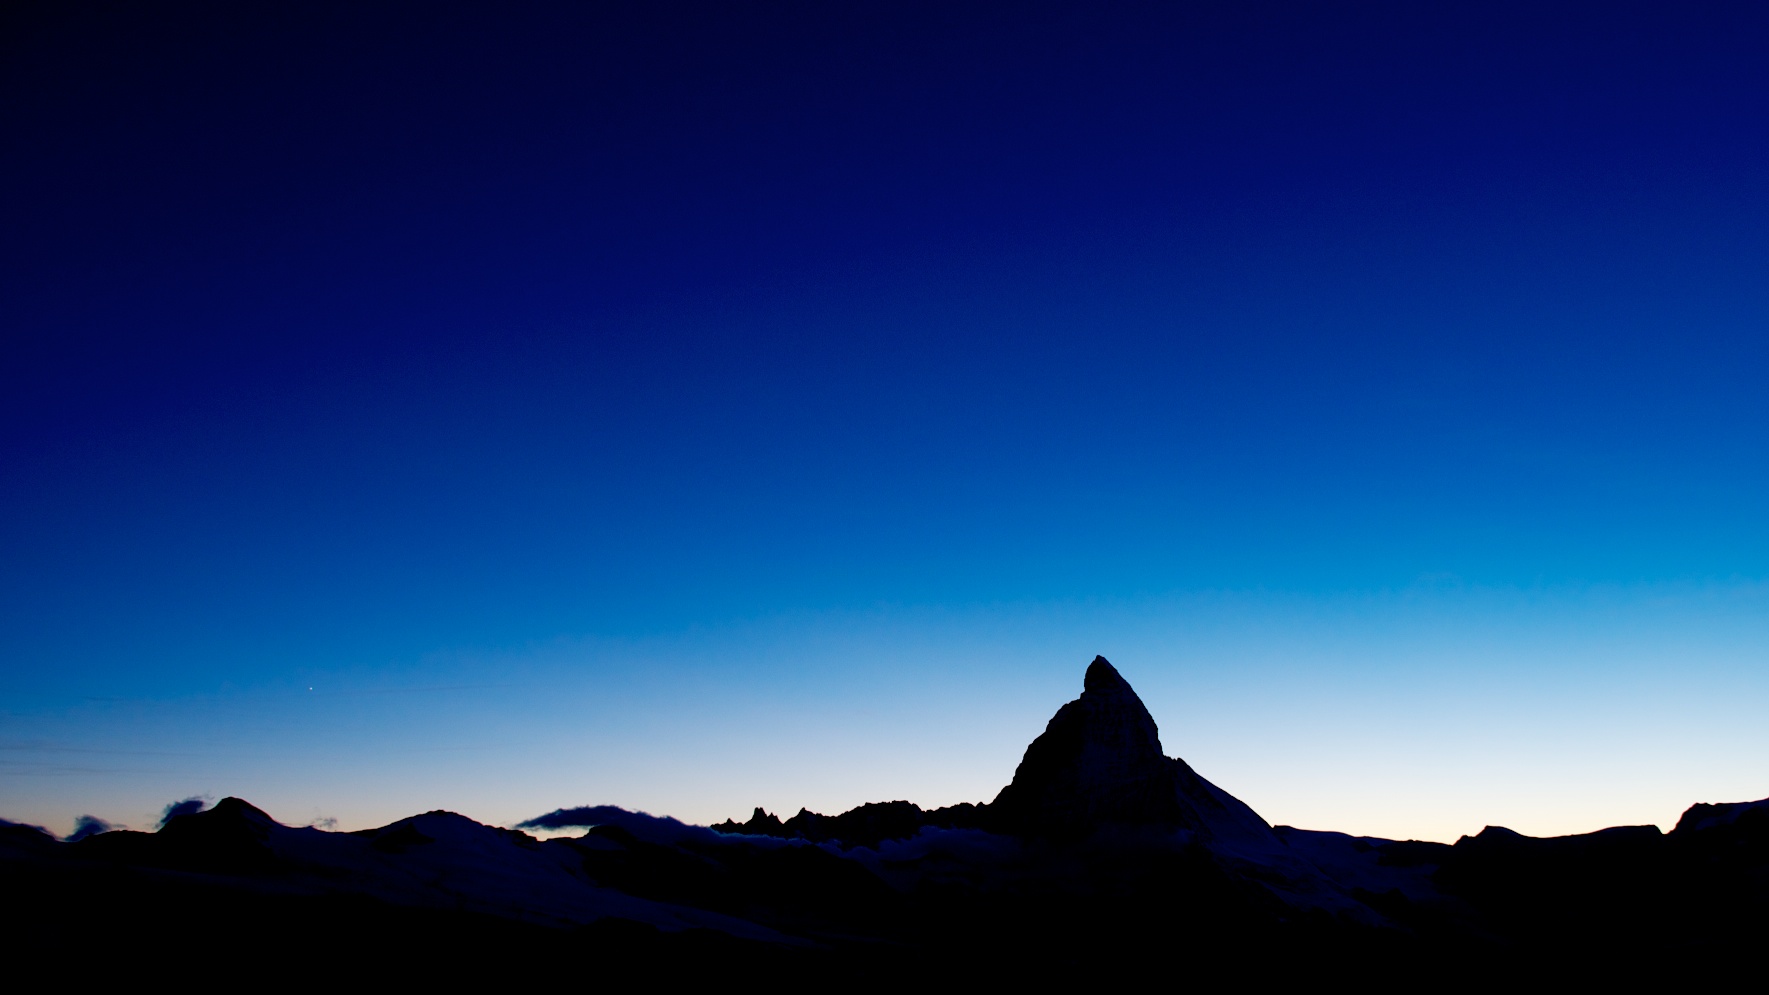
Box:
719, 656, 1275, 845
5, 655, 1767, 980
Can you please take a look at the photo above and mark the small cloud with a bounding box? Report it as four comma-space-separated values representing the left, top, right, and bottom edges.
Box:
308, 816, 339, 831
64, 815, 114, 842
516, 805, 725, 846
516, 806, 613, 831
157, 797, 209, 829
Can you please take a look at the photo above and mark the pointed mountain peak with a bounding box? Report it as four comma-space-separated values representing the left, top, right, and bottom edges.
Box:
1083, 655, 1128, 692
1070, 655, 1165, 758
988, 656, 1277, 843
989, 656, 1177, 836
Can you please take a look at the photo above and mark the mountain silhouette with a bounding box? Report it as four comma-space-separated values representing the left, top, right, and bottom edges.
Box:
714, 656, 1273, 846
4, 654, 1766, 983
989, 656, 1276, 842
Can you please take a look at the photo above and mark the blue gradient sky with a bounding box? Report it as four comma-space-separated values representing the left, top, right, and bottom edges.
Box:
4, 2, 1768, 841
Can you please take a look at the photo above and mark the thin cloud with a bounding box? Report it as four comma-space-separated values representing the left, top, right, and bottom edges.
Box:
304, 683, 519, 697
0, 740, 201, 777
516, 805, 728, 846
157, 797, 208, 828
0, 740, 200, 758
64, 815, 115, 841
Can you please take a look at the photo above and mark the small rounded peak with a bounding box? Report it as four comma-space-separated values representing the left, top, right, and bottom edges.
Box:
211, 797, 278, 824
1083, 655, 1127, 692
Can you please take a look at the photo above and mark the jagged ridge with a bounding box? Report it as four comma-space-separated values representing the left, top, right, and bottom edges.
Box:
722, 656, 1275, 845
5, 654, 1769, 979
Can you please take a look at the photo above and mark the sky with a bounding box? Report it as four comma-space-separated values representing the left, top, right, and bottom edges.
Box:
3, 1, 1768, 842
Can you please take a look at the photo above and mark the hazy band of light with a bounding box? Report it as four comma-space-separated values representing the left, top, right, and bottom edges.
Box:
6, 578, 1765, 843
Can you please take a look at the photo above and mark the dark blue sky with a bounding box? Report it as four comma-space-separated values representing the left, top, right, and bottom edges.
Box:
5, 3, 1769, 836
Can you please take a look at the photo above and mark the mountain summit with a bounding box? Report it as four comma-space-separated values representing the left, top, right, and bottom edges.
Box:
718, 655, 1278, 844
991, 656, 1275, 842
8, 653, 1768, 979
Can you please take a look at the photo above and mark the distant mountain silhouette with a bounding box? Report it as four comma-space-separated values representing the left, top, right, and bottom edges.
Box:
4, 655, 1765, 982
714, 656, 1273, 845
990, 656, 1276, 842
710, 799, 989, 848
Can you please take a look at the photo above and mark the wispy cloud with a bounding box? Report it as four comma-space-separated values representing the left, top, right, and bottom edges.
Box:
157, 797, 208, 828
309, 683, 518, 697
0, 740, 201, 758
0, 740, 201, 776
0, 758, 166, 777
64, 815, 115, 841
515, 805, 724, 846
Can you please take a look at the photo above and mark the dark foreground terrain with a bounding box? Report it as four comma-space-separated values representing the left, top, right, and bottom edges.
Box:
7, 658, 1765, 983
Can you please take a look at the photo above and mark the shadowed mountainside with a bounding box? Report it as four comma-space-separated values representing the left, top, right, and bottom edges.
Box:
710, 657, 1273, 844
989, 656, 1277, 842
4, 656, 1765, 981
